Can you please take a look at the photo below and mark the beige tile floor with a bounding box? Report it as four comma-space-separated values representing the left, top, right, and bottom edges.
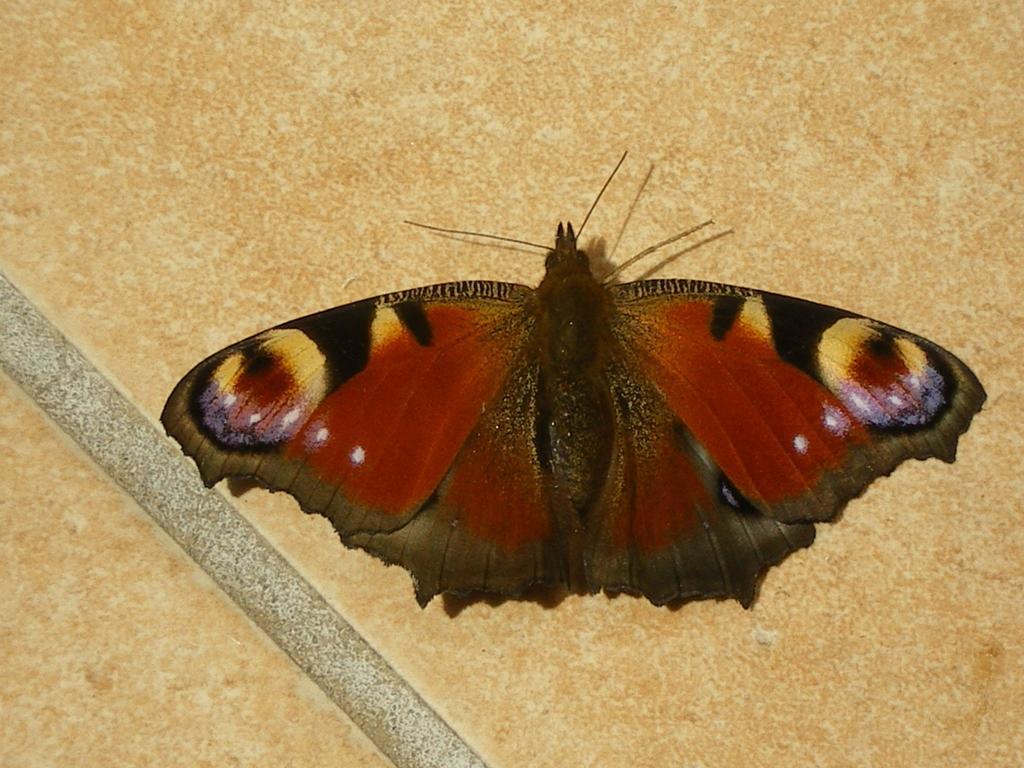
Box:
1, 377, 390, 767
3, 3, 1022, 767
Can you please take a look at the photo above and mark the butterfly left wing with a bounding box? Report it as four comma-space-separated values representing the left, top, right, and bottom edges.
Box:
161, 282, 570, 604
583, 279, 985, 605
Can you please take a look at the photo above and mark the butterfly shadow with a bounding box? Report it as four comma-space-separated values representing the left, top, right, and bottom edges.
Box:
225, 476, 263, 497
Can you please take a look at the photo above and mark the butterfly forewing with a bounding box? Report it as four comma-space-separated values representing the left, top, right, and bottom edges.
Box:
608, 280, 986, 525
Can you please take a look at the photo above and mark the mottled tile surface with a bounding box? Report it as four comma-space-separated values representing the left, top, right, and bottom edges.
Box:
2, 2, 1022, 766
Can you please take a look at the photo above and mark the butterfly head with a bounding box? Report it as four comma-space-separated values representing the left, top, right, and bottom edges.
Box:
546, 221, 590, 272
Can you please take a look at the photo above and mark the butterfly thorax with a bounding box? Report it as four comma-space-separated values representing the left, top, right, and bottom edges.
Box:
533, 223, 616, 521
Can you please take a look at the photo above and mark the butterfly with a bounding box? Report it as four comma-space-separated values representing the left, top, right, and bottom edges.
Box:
162, 213, 985, 608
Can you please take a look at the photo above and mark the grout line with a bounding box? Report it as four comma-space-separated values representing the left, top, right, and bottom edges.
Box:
0, 274, 488, 768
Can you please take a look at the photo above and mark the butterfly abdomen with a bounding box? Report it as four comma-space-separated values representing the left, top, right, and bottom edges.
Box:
534, 247, 617, 518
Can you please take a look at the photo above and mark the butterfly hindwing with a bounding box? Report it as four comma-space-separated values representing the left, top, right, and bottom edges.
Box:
346, 359, 573, 604
584, 360, 815, 606
161, 281, 566, 601
608, 280, 986, 525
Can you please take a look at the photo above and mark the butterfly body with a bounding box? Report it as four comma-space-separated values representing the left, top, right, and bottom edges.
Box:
533, 223, 617, 519
163, 221, 985, 607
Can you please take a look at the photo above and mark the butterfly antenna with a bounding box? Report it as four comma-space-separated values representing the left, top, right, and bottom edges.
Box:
576, 150, 629, 238
604, 220, 717, 282
607, 162, 655, 264
403, 220, 549, 252
632, 228, 735, 281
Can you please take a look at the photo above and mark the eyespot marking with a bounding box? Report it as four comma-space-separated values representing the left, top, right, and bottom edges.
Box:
816, 318, 947, 430
196, 329, 329, 448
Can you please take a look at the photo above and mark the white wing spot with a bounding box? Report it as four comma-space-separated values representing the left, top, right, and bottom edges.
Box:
223, 393, 237, 406
315, 427, 329, 443
887, 393, 904, 406
349, 445, 366, 466
249, 413, 263, 424
282, 407, 301, 426
792, 434, 809, 454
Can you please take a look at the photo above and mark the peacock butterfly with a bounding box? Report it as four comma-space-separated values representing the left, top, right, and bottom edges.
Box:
161, 176, 985, 608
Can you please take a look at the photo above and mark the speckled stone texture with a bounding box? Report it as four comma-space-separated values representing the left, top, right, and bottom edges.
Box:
2, 2, 1021, 766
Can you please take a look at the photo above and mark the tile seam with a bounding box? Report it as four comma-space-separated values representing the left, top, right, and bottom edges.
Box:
0, 273, 488, 768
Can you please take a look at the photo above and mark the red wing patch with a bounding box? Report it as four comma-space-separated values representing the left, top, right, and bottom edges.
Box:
286, 304, 513, 514
608, 429, 707, 553
445, 427, 551, 551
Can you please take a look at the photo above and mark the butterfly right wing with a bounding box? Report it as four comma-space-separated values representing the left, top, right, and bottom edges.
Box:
162, 281, 568, 604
